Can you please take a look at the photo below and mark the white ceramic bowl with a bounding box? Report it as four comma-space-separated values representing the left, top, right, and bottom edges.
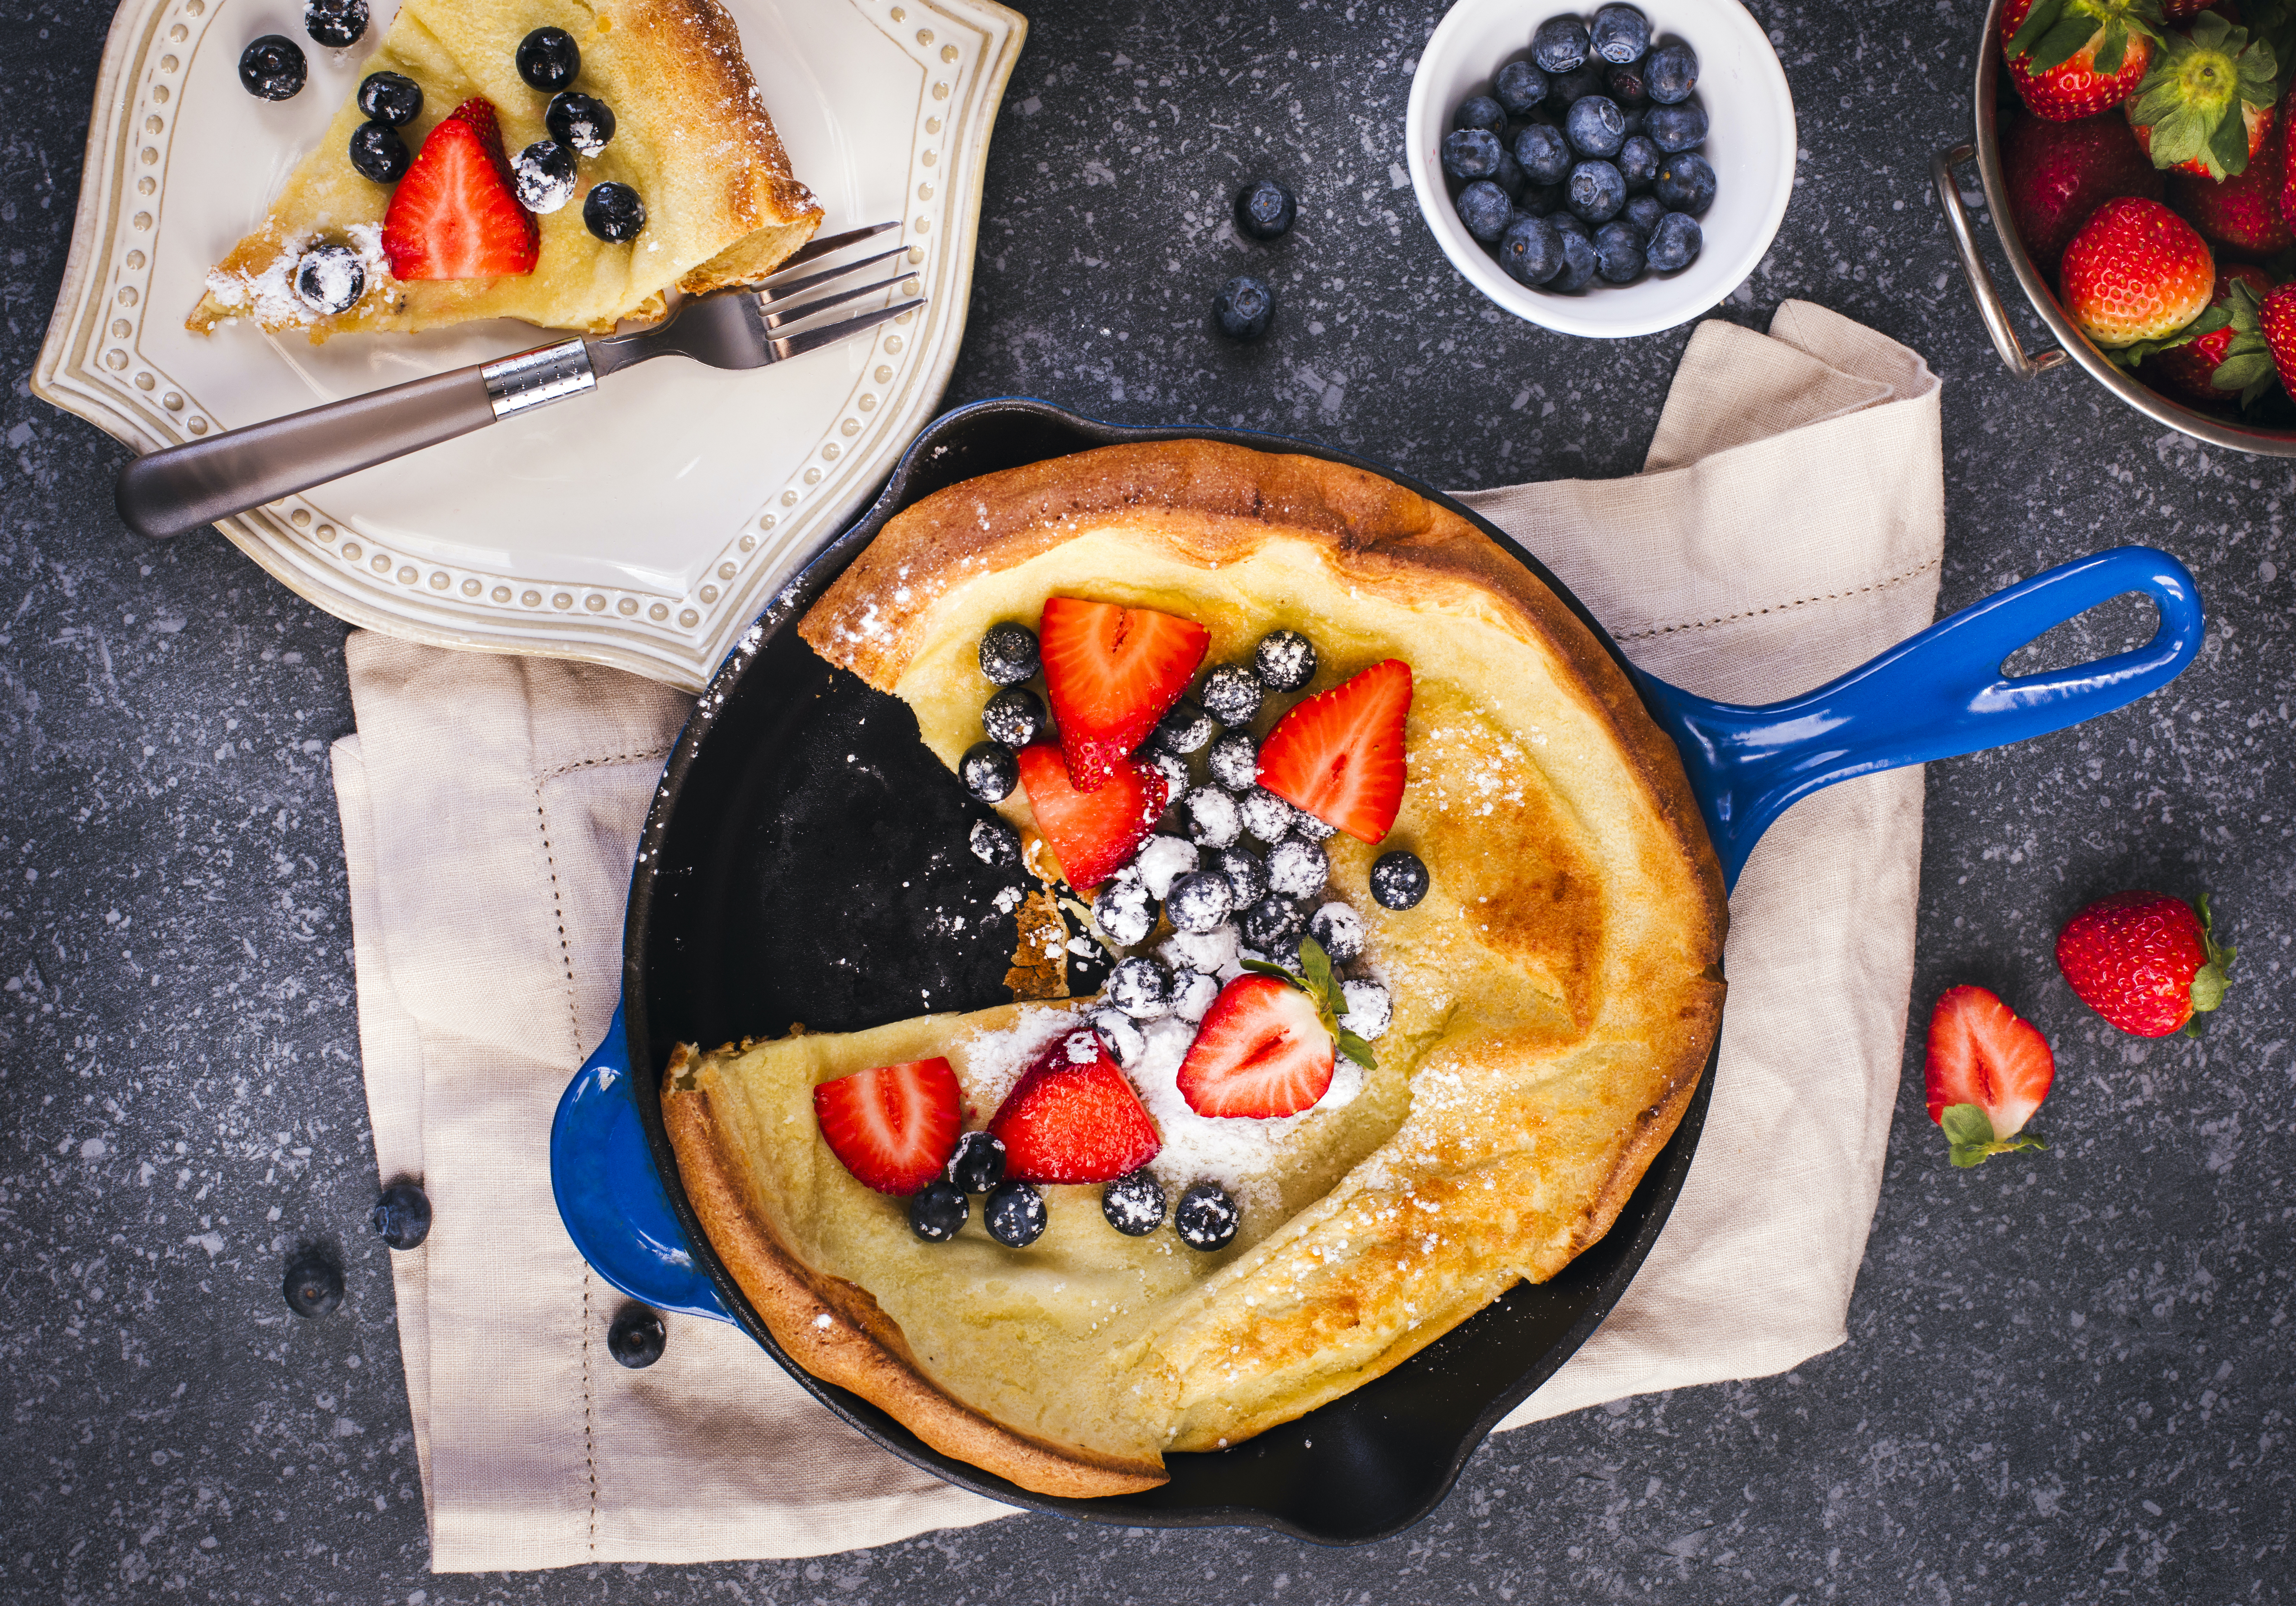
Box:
1406, 0, 1797, 339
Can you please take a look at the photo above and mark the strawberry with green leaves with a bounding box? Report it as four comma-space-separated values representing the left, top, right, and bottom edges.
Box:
2125, 11, 2280, 177
2055, 890, 2236, 1036
2003, 0, 2163, 122
2142, 264, 2270, 402
2204, 274, 2296, 403
1924, 986, 2056, 1168
2060, 196, 2217, 349
2005, 110, 2167, 274
2167, 103, 2293, 256
1177, 939, 1374, 1119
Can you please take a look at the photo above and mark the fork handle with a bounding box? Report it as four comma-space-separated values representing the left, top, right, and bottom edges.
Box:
114, 339, 598, 541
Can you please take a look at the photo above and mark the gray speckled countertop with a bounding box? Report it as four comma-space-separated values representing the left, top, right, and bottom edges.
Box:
6, 0, 2294, 1600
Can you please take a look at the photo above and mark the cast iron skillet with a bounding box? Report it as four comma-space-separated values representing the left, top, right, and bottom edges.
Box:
552, 397, 2202, 1544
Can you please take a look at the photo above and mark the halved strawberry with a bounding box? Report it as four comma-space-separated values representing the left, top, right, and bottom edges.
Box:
1037, 597, 1209, 790
381, 98, 540, 281
1176, 974, 1335, 1118
813, 1057, 962, 1195
1923, 985, 2057, 1167
988, 1031, 1161, 1183
1015, 741, 1167, 890
1255, 659, 1412, 844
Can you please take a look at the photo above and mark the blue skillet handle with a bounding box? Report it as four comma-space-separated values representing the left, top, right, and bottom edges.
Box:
549, 1002, 731, 1321
1634, 545, 2204, 893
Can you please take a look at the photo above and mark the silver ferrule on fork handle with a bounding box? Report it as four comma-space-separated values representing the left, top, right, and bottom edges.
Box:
483, 338, 598, 418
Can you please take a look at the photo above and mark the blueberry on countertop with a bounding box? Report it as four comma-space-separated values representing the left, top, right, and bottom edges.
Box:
908, 1179, 969, 1242
348, 121, 409, 182
1646, 209, 1703, 271
239, 35, 308, 100
1207, 730, 1259, 792
984, 1181, 1047, 1248
1565, 95, 1625, 159
1339, 978, 1393, 1042
1653, 151, 1716, 215
1235, 177, 1298, 240
1265, 836, 1327, 899
1237, 785, 1297, 844
1566, 159, 1626, 223
1214, 275, 1274, 341
1594, 220, 1646, 283
282, 1250, 342, 1317
1093, 873, 1157, 947
1441, 127, 1504, 182
357, 71, 422, 127
1532, 15, 1590, 72
959, 742, 1018, 803
1646, 101, 1707, 154
1166, 870, 1235, 934
1197, 662, 1264, 726
1253, 629, 1317, 692
1591, 3, 1652, 65
583, 181, 647, 243
1645, 40, 1698, 103
1456, 179, 1513, 243
1175, 1182, 1240, 1251
1240, 893, 1310, 951
608, 1304, 668, 1367
547, 91, 617, 156
292, 243, 367, 315
982, 686, 1045, 749
1453, 94, 1508, 138
1183, 786, 1243, 850
518, 26, 583, 92
1370, 850, 1429, 909
1218, 844, 1269, 907
1495, 58, 1549, 116
1308, 900, 1366, 964
369, 1180, 431, 1249
1151, 697, 1215, 756
303, 0, 367, 49
1103, 1170, 1168, 1236
512, 140, 578, 214
978, 622, 1039, 685
1617, 134, 1660, 192
1108, 955, 1175, 1020
1513, 124, 1573, 187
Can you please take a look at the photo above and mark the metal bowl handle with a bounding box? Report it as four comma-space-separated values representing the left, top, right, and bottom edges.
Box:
1933, 144, 2070, 380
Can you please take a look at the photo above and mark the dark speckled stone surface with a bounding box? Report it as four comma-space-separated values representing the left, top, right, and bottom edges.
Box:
5, 0, 2294, 1600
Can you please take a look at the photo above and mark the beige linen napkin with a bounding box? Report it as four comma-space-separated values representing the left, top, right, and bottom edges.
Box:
331, 299, 1942, 1571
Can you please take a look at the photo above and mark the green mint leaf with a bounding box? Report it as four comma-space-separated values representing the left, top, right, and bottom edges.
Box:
2010, 0, 2072, 59
1301, 936, 1334, 997
1336, 1030, 1377, 1072
1940, 1103, 1998, 1147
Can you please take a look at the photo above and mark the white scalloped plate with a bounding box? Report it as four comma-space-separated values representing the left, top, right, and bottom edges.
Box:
38, 0, 1024, 690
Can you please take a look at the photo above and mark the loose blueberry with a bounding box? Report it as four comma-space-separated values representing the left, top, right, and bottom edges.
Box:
1493, 145, 1528, 200
1308, 900, 1366, 963
978, 622, 1039, 684
303, 0, 367, 49
1644, 40, 1698, 103
1197, 663, 1264, 727
1238, 786, 1297, 844
1608, 61, 1650, 107
1266, 836, 1328, 899
1144, 747, 1191, 803
984, 1180, 1047, 1248
282, 1250, 342, 1317
959, 742, 1017, 802
1251, 629, 1316, 693
1151, 697, 1216, 756
511, 140, 578, 214
1531, 15, 1590, 72
357, 71, 422, 127
1215, 275, 1274, 341
1646, 209, 1703, 271
1591, 3, 1652, 65
548, 91, 617, 156
1652, 151, 1716, 215
239, 35, 307, 100
1171, 966, 1220, 1023
584, 181, 646, 243
1167, 870, 1235, 934
1235, 177, 1298, 240
1499, 214, 1564, 287
1513, 123, 1573, 187
947, 1130, 1007, 1193
1103, 1169, 1168, 1236
1093, 873, 1157, 947
1090, 1006, 1147, 1067
1240, 893, 1310, 951
1208, 731, 1259, 792
518, 26, 583, 91
1594, 220, 1645, 283
1440, 127, 1504, 182
369, 1180, 431, 1249
1645, 102, 1707, 154
1620, 106, 1647, 137
347, 121, 409, 182
1567, 160, 1626, 223
1108, 955, 1174, 1020
1369, 850, 1429, 909
1495, 58, 1549, 116
983, 686, 1046, 749
1456, 179, 1513, 243
1617, 134, 1660, 192
1339, 978, 1393, 1042
1453, 95, 1508, 138
969, 817, 1022, 868
909, 1179, 968, 1242
1175, 1182, 1240, 1250
607, 1305, 668, 1367
1132, 835, 1200, 898
1622, 192, 1668, 238
1217, 845, 1268, 907
1565, 95, 1626, 160
292, 243, 367, 315
1180, 787, 1242, 850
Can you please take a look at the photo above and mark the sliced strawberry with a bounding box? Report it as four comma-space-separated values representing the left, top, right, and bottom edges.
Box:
813, 1057, 962, 1195
1923, 985, 2057, 1167
381, 98, 540, 281
1037, 597, 1209, 790
1255, 659, 1413, 844
988, 1031, 1161, 1183
1015, 741, 1167, 890
1176, 974, 1335, 1118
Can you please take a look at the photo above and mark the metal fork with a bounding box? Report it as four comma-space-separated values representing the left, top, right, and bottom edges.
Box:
115, 222, 922, 541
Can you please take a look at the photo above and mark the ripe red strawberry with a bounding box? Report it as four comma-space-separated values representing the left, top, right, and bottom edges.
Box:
2004, 110, 2166, 274
1015, 741, 1167, 890
988, 1031, 1161, 1183
2197, 272, 2289, 402
2166, 111, 2290, 254
381, 99, 539, 281
1923, 986, 2056, 1167
2261, 280, 2296, 386
2141, 263, 2269, 401
813, 1057, 962, 1194
1176, 974, 1336, 1118
2060, 196, 2216, 346
1036, 597, 1209, 790
1255, 659, 1413, 844
2122, 12, 2278, 178
2055, 890, 2235, 1036
2002, 0, 2160, 122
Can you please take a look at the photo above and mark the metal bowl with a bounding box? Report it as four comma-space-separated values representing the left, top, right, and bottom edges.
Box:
1935, 0, 2296, 453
